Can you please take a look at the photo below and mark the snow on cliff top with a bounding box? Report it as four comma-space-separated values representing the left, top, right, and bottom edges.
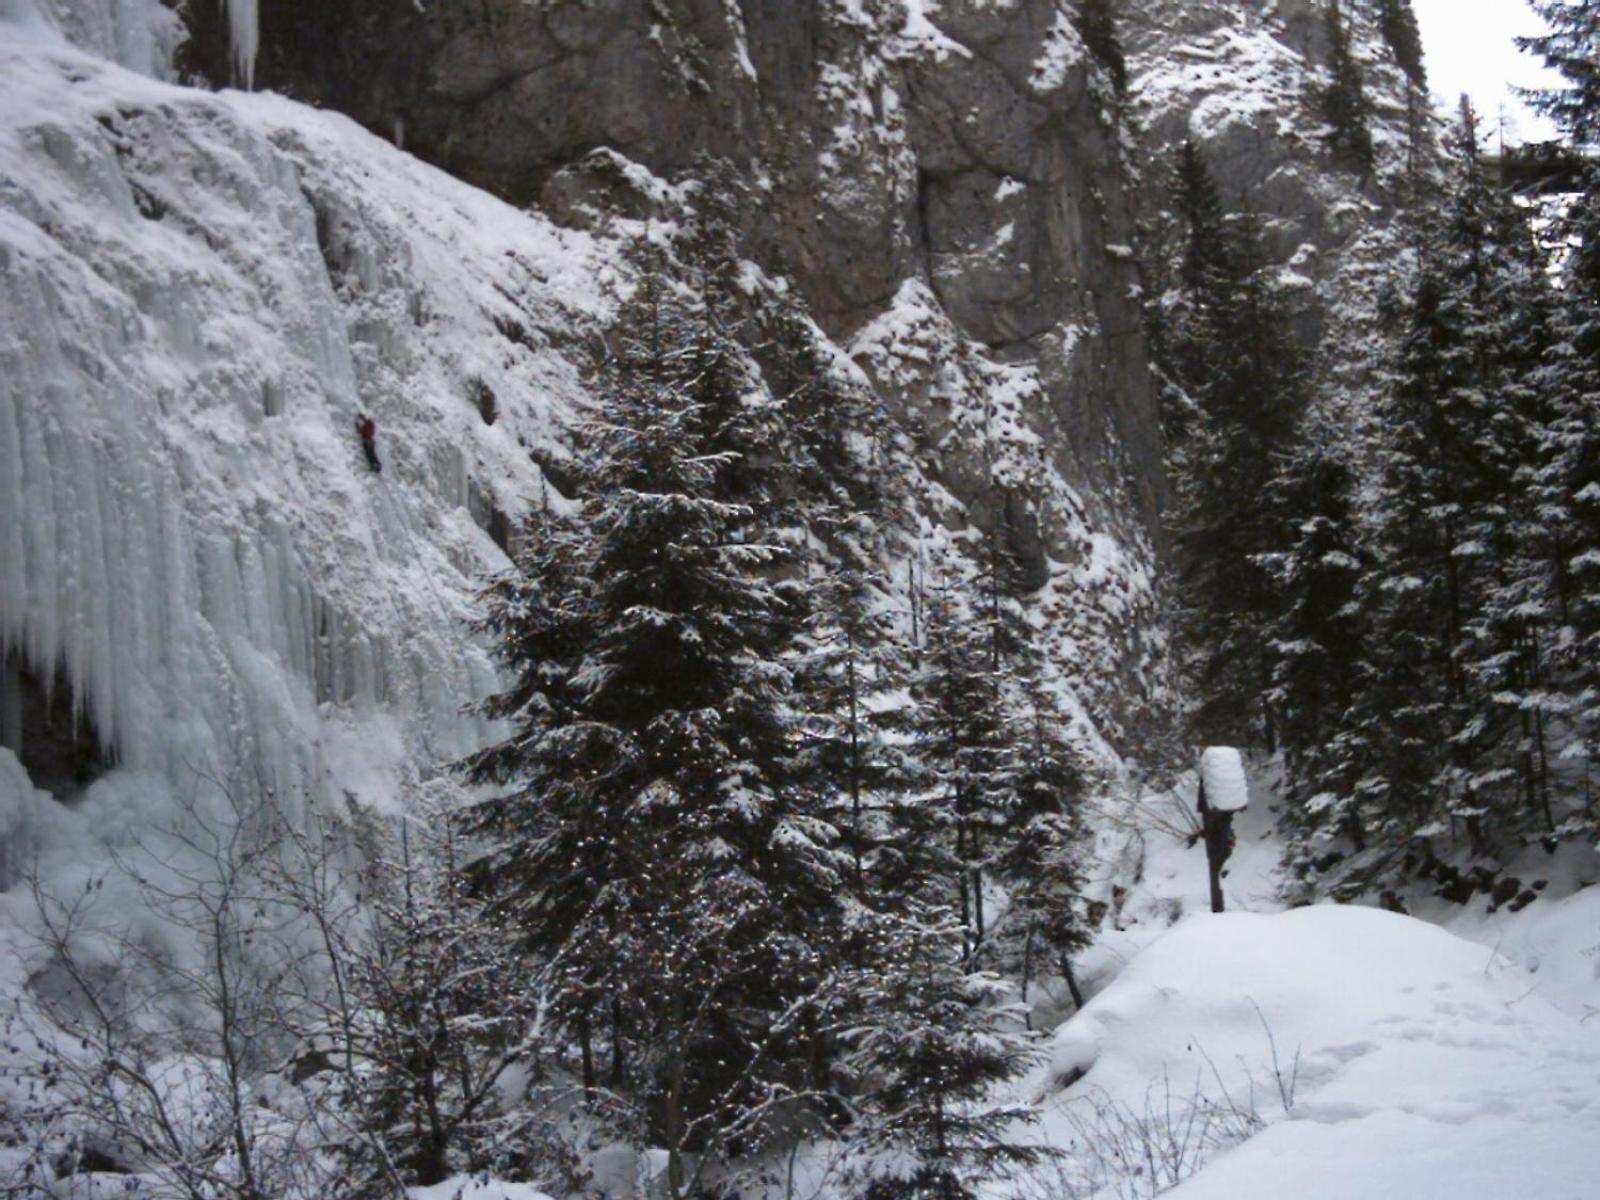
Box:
1045, 904, 1600, 1199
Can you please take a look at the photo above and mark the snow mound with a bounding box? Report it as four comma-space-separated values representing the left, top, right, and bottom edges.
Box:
1198, 746, 1247, 812
408, 1179, 553, 1200
1047, 905, 1600, 1199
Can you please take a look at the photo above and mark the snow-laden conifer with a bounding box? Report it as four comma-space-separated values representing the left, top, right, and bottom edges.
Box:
462, 262, 851, 1196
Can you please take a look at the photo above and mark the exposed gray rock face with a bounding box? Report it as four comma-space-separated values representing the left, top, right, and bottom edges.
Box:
177, 0, 1175, 752
190, 0, 1160, 520
1120, 0, 1425, 342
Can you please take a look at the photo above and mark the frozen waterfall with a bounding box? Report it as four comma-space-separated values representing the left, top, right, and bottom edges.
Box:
0, 30, 615, 852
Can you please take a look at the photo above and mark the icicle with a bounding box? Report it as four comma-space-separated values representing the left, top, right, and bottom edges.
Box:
223, 0, 258, 91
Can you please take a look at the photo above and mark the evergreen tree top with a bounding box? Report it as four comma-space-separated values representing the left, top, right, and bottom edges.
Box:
1519, 0, 1600, 147
1377, 0, 1428, 88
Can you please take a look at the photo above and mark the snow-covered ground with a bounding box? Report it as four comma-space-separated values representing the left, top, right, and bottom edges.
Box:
1046, 904, 1600, 1199
1039, 764, 1600, 1199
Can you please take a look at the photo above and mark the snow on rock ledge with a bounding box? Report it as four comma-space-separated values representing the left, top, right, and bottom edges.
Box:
1046, 905, 1600, 1199
0, 31, 617, 836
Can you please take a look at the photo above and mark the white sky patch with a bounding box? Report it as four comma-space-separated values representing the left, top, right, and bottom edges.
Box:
1412, 0, 1562, 144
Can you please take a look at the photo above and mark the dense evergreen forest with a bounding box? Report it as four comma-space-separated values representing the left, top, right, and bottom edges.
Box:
1161, 0, 1600, 894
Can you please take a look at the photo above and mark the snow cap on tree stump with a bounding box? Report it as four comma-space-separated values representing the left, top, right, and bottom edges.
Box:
1199, 746, 1248, 812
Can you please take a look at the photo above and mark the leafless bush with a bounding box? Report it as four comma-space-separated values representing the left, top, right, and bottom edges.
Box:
1028, 1072, 1262, 1200
0, 778, 576, 1200
1026, 1013, 1301, 1200
1, 783, 340, 1200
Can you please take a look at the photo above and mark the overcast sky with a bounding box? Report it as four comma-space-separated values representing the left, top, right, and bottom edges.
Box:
1410, 0, 1562, 144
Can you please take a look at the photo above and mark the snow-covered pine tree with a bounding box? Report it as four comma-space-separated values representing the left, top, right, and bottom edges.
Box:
899, 538, 1091, 979
1319, 0, 1376, 174
907, 577, 1015, 968
1351, 101, 1558, 857
1375, 0, 1427, 87
1423, 101, 1561, 848
844, 914, 1054, 1200
1355, 247, 1470, 850
748, 281, 903, 573
462, 265, 852, 1196
987, 675, 1091, 1021
1454, 179, 1563, 845
1261, 433, 1375, 877
1161, 140, 1309, 750
791, 567, 919, 891
1520, 0, 1600, 837
1518, 0, 1600, 148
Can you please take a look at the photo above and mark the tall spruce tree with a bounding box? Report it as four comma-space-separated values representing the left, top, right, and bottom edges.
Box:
1519, 0, 1600, 834
463, 266, 851, 1196
1347, 101, 1559, 860
1429, 100, 1560, 847
791, 568, 920, 891
1161, 141, 1309, 749
987, 676, 1091, 1019
1320, 1, 1377, 173
1261, 434, 1375, 875
847, 560, 1070, 1198
1376, 0, 1427, 87
908, 579, 1016, 968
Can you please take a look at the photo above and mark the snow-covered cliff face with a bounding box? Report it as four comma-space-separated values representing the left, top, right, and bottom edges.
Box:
0, 17, 624, 870
1122, 0, 1426, 343
0, 0, 1175, 878
183, 0, 1167, 536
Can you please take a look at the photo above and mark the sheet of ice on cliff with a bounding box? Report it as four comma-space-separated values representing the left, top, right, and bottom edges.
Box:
0, 33, 613, 833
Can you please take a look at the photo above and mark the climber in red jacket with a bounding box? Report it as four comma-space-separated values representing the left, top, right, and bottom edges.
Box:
356, 413, 381, 473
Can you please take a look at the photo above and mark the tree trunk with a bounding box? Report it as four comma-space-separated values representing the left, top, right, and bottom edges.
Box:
609, 1004, 627, 1087
1060, 954, 1086, 1012
579, 1007, 595, 1101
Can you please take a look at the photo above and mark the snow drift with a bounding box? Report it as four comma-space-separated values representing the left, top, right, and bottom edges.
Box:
1046, 905, 1600, 1199
1198, 746, 1247, 812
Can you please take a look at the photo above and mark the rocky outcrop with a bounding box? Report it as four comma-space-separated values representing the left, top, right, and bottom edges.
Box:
169, 0, 1178, 753
185, 0, 1164, 533
1121, 0, 1427, 344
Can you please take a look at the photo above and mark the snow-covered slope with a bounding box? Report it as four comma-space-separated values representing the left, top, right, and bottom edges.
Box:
1047, 905, 1600, 1200
1046, 754, 1600, 1199
0, 23, 618, 853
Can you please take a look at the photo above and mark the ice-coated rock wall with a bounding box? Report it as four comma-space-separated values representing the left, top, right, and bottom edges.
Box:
184, 0, 1169, 537
0, 0, 1183, 880
0, 21, 616, 845
2, 0, 184, 79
